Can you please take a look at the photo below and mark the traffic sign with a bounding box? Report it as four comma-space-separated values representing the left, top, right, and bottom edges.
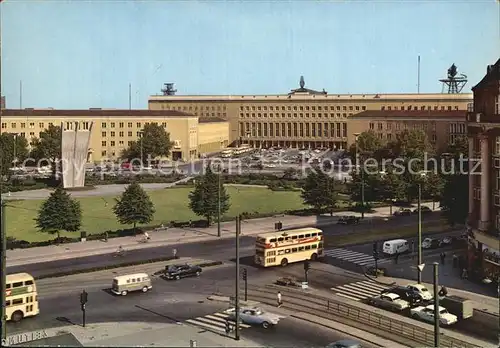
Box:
417, 263, 425, 272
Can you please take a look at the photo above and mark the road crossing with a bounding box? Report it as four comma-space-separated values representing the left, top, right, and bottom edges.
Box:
323, 248, 392, 267
331, 280, 391, 301
185, 311, 251, 333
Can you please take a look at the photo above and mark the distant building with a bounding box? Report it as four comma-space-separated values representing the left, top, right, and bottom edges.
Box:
0, 109, 229, 162
466, 58, 500, 279
148, 78, 472, 150
348, 110, 467, 153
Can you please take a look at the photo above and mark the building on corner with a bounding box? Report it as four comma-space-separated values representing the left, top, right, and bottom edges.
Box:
466, 57, 500, 280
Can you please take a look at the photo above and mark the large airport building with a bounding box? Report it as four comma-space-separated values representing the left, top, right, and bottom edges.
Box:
0, 78, 472, 162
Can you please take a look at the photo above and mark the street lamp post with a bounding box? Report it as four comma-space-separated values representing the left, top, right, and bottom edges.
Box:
217, 165, 221, 237
417, 183, 423, 284
353, 133, 365, 219
138, 131, 144, 167
12, 133, 18, 168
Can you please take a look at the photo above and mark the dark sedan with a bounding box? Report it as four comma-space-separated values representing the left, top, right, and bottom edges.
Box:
394, 208, 412, 216
413, 206, 432, 214
381, 285, 423, 305
162, 264, 202, 280
337, 215, 360, 225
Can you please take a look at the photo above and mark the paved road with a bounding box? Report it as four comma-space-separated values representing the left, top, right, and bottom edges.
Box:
7, 214, 442, 277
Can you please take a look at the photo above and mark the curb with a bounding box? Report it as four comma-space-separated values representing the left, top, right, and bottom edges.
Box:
290, 313, 410, 348
34, 259, 223, 280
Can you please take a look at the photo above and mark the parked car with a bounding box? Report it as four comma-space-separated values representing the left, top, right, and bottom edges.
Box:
276, 277, 298, 287
162, 264, 202, 280
406, 284, 433, 301
367, 293, 410, 312
413, 206, 432, 214
410, 305, 458, 325
422, 238, 440, 249
394, 208, 412, 216
381, 286, 423, 305
326, 339, 362, 348
337, 215, 360, 225
226, 307, 282, 329
439, 236, 454, 245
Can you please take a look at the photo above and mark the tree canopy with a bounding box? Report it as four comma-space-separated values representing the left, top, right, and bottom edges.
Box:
30, 124, 62, 162
189, 165, 230, 225
347, 130, 385, 160
121, 123, 173, 162
0, 133, 29, 175
301, 169, 339, 214
35, 186, 82, 239
113, 182, 156, 231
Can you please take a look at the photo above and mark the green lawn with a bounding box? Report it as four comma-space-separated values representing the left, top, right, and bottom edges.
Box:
6, 186, 310, 242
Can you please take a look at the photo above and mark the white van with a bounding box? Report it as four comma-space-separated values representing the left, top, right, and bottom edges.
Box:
111, 273, 152, 296
382, 239, 409, 255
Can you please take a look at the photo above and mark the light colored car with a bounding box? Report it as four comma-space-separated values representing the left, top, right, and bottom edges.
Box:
367, 292, 410, 311
407, 284, 433, 301
410, 305, 458, 325
225, 307, 282, 329
440, 236, 453, 245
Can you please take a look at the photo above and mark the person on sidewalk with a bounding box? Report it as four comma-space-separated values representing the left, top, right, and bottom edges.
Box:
461, 268, 468, 279
394, 252, 399, 264
144, 231, 150, 241
172, 248, 177, 258
277, 291, 282, 307
440, 252, 446, 265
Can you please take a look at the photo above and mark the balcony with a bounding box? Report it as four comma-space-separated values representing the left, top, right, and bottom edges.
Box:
467, 112, 500, 124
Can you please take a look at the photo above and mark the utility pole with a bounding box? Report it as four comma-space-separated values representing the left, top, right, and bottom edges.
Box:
234, 215, 241, 341
373, 242, 379, 277
139, 131, 144, 167
1, 201, 7, 341
418, 183, 423, 284
242, 268, 248, 302
354, 133, 365, 219
433, 262, 440, 347
217, 166, 221, 237
80, 290, 88, 327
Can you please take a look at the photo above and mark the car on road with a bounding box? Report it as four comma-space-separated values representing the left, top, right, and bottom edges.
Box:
226, 307, 282, 329
367, 292, 410, 312
422, 238, 440, 249
413, 206, 432, 214
276, 277, 299, 287
440, 236, 454, 245
337, 215, 360, 225
406, 284, 433, 301
410, 304, 458, 325
162, 264, 202, 280
394, 208, 412, 216
326, 339, 362, 348
381, 286, 423, 305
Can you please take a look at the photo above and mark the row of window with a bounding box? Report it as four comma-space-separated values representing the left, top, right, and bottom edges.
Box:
449, 123, 467, 134
380, 105, 460, 111
240, 122, 348, 138
371, 132, 438, 143
241, 105, 365, 112
101, 121, 166, 129
102, 140, 129, 147
240, 112, 351, 118
369, 122, 439, 132
7, 279, 34, 289
102, 131, 148, 138
6, 296, 35, 307
264, 243, 321, 257
266, 231, 322, 243
165, 104, 227, 112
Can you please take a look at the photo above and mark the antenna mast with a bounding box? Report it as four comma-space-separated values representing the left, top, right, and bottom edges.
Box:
417, 56, 421, 94
128, 83, 132, 110
19, 80, 22, 109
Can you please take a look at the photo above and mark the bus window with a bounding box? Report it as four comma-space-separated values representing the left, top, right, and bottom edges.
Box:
285, 237, 290, 241
278, 250, 284, 255
299, 235, 304, 239
292, 247, 298, 252
12, 298, 23, 305
311, 233, 317, 237
266, 251, 275, 256
305, 245, 311, 250
299, 246, 304, 251
285, 249, 290, 254
318, 232, 323, 236
291, 235, 297, 240
6, 284, 11, 289
25, 280, 34, 286
13, 282, 23, 288
6, 300, 10, 306
305, 234, 311, 238
278, 237, 284, 242
311, 244, 317, 249
270, 238, 277, 243
319, 242, 323, 248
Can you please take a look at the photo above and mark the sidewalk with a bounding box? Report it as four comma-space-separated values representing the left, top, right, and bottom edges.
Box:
6, 202, 437, 267
5, 321, 264, 347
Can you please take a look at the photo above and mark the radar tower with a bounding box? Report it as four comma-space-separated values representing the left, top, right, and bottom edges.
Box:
161, 83, 177, 96
439, 64, 467, 93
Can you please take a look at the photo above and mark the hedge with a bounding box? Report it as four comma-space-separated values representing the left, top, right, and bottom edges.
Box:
34, 258, 223, 280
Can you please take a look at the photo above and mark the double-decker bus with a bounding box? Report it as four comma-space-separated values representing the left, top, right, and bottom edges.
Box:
254, 227, 324, 267
6, 273, 39, 322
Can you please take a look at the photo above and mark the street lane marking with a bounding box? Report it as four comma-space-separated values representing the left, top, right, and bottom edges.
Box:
332, 280, 391, 301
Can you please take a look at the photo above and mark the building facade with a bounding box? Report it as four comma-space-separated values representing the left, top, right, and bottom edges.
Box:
466, 58, 500, 280
0, 109, 229, 162
148, 79, 472, 150
348, 110, 467, 152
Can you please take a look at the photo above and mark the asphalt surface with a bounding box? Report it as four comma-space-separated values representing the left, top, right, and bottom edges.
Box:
7, 214, 443, 278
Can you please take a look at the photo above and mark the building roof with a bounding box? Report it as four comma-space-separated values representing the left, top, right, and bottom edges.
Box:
472, 58, 500, 91
0, 109, 194, 118
198, 117, 227, 123
350, 110, 467, 120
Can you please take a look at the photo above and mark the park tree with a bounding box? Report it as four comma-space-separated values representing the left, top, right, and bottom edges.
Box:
189, 165, 230, 225
421, 171, 444, 206
113, 182, 155, 232
348, 170, 381, 204
121, 123, 173, 163
377, 169, 406, 212
0, 133, 29, 176
439, 137, 469, 227
35, 186, 82, 239
301, 169, 339, 214
348, 130, 385, 160
30, 124, 62, 176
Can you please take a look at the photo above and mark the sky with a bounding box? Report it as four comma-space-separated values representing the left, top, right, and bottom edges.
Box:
1, 0, 499, 109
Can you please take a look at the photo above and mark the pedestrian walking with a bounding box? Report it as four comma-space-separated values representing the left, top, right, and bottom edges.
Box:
452, 253, 458, 268
277, 291, 282, 307
394, 252, 399, 264
173, 248, 177, 258
440, 252, 445, 265
461, 268, 468, 279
